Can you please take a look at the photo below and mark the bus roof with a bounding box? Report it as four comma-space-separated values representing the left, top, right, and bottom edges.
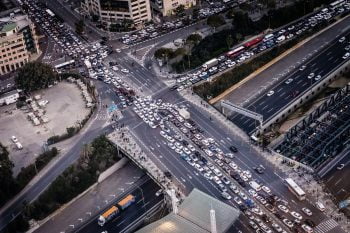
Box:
102, 206, 118, 218
285, 178, 305, 195
118, 194, 135, 206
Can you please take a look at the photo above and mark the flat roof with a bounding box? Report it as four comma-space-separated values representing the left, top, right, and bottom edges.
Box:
136, 188, 240, 233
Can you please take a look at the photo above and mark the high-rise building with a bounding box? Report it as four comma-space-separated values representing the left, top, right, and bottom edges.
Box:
150, 0, 196, 17
0, 12, 40, 76
81, 0, 152, 27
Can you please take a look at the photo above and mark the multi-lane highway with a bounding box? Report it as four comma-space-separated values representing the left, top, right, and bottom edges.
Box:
229, 30, 350, 135
76, 177, 164, 233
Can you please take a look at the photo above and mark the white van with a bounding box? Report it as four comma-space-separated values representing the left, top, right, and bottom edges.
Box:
315, 201, 325, 211
263, 33, 274, 42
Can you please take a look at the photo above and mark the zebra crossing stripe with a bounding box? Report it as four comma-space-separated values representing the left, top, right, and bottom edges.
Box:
314, 219, 338, 233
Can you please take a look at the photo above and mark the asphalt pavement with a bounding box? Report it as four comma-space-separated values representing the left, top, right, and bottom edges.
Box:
229, 28, 350, 134
77, 178, 164, 233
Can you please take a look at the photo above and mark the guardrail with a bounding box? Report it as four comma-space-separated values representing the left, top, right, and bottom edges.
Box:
255, 55, 350, 136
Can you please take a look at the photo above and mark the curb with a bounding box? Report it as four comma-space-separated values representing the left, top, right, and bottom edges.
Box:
209, 15, 350, 105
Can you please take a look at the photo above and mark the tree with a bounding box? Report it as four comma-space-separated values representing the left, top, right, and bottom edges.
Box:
154, 48, 174, 60
186, 33, 202, 46
226, 34, 234, 49
0, 144, 19, 207
75, 19, 85, 35
192, 8, 199, 19
15, 62, 58, 92
207, 15, 225, 28
267, 0, 276, 9
174, 5, 185, 16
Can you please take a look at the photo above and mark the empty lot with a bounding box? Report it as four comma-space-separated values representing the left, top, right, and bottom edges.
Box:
0, 82, 90, 175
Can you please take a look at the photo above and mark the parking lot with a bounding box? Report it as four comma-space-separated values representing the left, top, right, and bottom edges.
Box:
0, 82, 90, 175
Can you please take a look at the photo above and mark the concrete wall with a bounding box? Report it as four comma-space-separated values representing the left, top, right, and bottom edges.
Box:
256, 59, 350, 136
98, 157, 129, 183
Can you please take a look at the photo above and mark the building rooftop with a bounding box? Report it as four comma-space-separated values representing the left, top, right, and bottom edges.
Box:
0, 13, 31, 34
136, 188, 240, 233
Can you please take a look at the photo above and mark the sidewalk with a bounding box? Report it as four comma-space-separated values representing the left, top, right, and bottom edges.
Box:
107, 127, 185, 200
31, 161, 144, 233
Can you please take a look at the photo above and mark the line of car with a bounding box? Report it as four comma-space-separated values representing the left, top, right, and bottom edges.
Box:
173, 2, 350, 91
132, 97, 322, 233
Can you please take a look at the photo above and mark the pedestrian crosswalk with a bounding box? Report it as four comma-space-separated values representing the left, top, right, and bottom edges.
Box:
314, 218, 339, 233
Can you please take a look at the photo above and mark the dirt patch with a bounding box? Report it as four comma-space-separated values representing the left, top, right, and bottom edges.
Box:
0, 81, 90, 175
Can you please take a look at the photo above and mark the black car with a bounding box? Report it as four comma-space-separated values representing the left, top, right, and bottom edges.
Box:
239, 204, 247, 211
229, 146, 238, 153
304, 219, 316, 227
170, 85, 178, 90
253, 166, 264, 174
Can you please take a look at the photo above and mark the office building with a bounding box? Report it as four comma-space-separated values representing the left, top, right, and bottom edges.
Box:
81, 0, 152, 27
0, 12, 40, 75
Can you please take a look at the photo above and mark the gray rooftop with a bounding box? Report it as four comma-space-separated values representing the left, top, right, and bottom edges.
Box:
136, 189, 240, 233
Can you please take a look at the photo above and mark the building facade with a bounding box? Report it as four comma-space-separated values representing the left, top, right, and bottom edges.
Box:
81, 0, 152, 27
0, 13, 39, 76
150, 0, 196, 17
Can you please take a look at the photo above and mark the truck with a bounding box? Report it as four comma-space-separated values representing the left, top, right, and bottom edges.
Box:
97, 194, 135, 226
84, 59, 92, 69
178, 108, 190, 120
249, 180, 261, 191
202, 58, 219, 70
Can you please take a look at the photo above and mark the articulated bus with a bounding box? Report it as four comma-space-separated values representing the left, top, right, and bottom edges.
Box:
285, 178, 306, 201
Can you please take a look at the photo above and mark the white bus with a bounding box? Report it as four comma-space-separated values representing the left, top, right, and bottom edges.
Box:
285, 178, 306, 201
330, 0, 345, 9
45, 9, 55, 17
54, 59, 75, 69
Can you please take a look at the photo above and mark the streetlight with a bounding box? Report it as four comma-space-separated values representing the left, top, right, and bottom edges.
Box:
137, 186, 146, 208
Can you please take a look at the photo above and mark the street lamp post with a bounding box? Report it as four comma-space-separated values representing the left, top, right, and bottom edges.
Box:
137, 186, 146, 208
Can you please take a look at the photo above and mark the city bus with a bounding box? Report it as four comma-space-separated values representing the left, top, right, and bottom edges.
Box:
285, 178, 306, 201
45, 9, 55, 17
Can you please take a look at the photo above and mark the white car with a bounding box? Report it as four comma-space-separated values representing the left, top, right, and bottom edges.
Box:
121, 68, 129, 73
283, 218, 294, 228
278, 204, 289, 213
291, 211, 303, 220
301, 224, 313, 233
11, 136, 18, 143
343, 52, 350, 59
285, 78, 293, 84
267, 90, 275, 96
339, 36, 346, 43
308, 72, 315, 79
262, 186, 271, 194
301, 207, 312, 216
221, 192, 232, 200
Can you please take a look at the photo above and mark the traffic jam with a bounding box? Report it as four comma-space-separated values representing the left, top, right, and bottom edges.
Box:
173, 0, 350, 91
133, 96, 323, 233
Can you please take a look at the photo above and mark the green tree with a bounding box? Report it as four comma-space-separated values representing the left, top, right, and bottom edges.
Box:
154, 48, 174, 60
207, 15, 225, 28
15, 61, 58, 92
174, 4, 185, 16
267, 0, 276, 9
192, 8, 199, 19
226, 34, 234, 49
0, 144, 19, 207
75, 19, 85, 35
186, 33, 202, 46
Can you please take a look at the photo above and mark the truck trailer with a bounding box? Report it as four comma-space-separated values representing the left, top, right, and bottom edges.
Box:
202, 58, 219, 70
97, 194, 135, 226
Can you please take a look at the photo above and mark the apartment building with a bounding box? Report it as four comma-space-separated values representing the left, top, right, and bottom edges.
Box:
81, 0, 152, 27
150, 0, 196, 17
0, 12, 39, 76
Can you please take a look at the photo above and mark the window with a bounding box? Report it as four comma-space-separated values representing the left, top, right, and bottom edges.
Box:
140, 10, 147, 14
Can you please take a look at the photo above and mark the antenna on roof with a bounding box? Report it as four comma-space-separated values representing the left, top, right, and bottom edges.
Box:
210, 203, 217, 233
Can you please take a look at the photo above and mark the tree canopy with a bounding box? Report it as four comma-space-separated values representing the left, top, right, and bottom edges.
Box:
186, 33, 202, 46
15, 61, 58, 92
207, 15, 225, 28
